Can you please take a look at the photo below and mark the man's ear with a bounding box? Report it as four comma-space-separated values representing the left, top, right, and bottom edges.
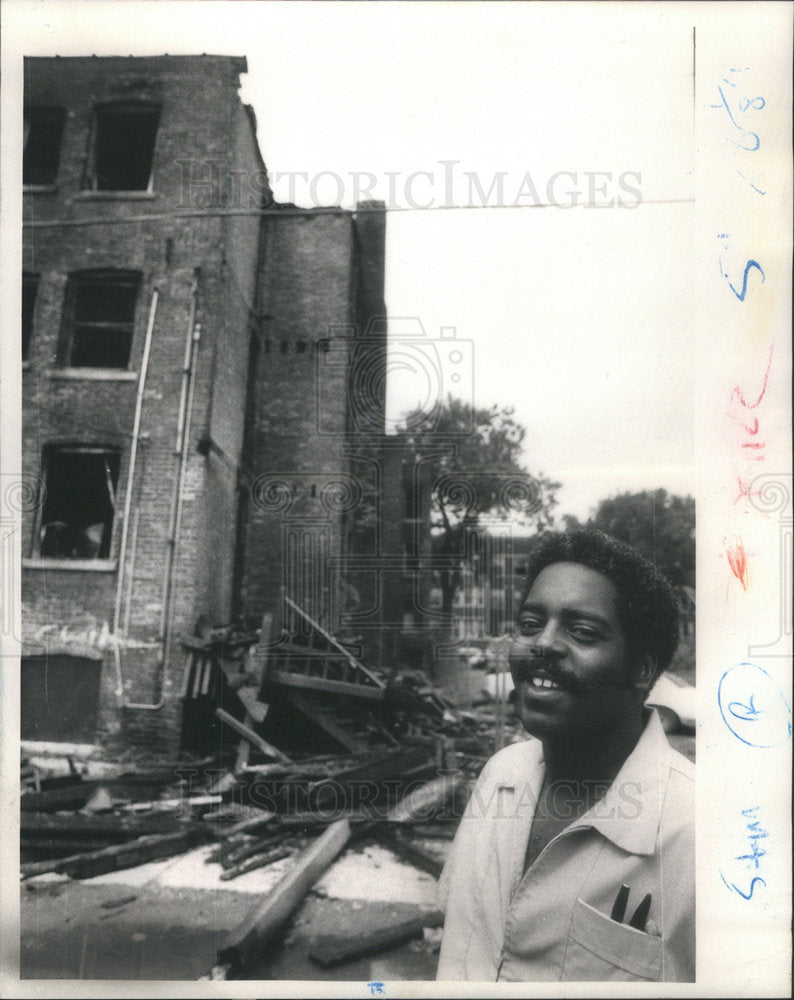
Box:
633, 654, 657, 695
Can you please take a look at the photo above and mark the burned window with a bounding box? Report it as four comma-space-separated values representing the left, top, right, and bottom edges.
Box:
23, 107, 66, 186
39, 446, 121, 560
89, 102, 161, 191
61, 271, 140, 369
22, 273, 38, 362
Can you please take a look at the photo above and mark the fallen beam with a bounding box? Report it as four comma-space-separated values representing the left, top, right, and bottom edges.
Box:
213, 818, 353, 978
215, 707, 293, 765
20, 782, 96, 813
208, 768, 464, 979
21, 828, 205, 880
221, 830, 292, 870
220, 811, 277, 838
386, 772, 464, 824
120, 794, 222, 813
220, 845, 292, 881
309, 916, 425, 968
20, 811, 184, 838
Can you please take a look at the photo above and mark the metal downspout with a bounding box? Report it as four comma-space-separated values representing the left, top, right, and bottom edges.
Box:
112, 287, 158, 698
125, 271, 200, 710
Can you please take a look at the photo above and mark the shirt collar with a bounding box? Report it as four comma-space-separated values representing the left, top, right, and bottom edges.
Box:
565, 709, 672, 855
489, 710, 674, 856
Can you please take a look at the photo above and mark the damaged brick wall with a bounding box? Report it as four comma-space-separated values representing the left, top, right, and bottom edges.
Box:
22, 56, 265, 754
237, 209, 388, 635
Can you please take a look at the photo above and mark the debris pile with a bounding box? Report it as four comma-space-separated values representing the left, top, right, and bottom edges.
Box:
21, 602, 527, 977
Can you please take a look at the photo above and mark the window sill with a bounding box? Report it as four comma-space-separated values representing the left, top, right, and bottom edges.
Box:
24, 184, 58, 194
48, 368, 138, 381
23, 558, 118, 572
74, 191, 156, 201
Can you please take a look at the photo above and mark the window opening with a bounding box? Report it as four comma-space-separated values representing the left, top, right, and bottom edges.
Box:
62, 271, 140, 369
23, 107, 66, 186
91, 102, 160, 191
39, 446, 121, 560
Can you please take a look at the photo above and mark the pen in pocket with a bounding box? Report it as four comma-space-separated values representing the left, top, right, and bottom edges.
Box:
609, 885, 653, 934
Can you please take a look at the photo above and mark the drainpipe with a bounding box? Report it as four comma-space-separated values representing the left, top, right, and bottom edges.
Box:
112, 287, 158, 698
124, 271, 201, 711
163, 318, 202, 671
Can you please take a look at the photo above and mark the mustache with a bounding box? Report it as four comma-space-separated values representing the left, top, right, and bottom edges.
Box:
508, 654, 585, 694
508, 652, 636, 695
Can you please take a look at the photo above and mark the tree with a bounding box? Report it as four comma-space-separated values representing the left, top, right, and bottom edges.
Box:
396, 398, 559, 618
563, 489, 695, 588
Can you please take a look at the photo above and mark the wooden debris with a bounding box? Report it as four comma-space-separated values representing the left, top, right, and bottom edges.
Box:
20, 781, 95, 813
221, 830, 291, 869
220, 845, 292, 881
21, 828, 206, 880
309, 916, 425, 968
212, 818, 353, 978
120, 794, 222, 813
208, 761, 463, 979
215, 707, 293, 765
21, 811, 184, 838
386, 772, 464, 824
220, 811, 277, 838
370, 826, 444, 879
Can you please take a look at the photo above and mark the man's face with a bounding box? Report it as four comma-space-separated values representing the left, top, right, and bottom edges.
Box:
509, 561, 642, 743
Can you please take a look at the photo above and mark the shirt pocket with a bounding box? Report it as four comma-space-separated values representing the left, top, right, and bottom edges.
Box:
563, 898, 662, 981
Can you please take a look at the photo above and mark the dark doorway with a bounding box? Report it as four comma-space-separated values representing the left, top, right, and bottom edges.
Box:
21, 655, 102, 743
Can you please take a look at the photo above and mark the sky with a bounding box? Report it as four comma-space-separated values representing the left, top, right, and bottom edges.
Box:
4, 0, 698, 520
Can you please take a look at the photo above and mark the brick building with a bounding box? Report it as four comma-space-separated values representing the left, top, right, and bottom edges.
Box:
20, 55, 392, 755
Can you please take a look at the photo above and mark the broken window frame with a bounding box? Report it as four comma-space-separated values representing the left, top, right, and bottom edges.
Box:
58, 269, 141, 370
84, 101, 161, 193
34, 445, 122, 562
23, 106, 66, 188
22, 272, 39, 364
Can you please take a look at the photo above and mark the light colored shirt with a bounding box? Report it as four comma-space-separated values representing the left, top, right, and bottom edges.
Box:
437, 710, 695, 982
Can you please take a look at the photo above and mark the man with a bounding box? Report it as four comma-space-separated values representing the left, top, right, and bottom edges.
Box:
437, 529, 695, 982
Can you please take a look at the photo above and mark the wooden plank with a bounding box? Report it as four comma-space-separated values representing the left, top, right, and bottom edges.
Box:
20, 811, 184, 837
20, 781, 96, 813
212, 819, 353, 978
120, 795, 221, 813
221, 830, 291, 869
208, 770, 464, 979
220, 845, 292, 881
386, 772, 464, 824
234, 612, 273, 773
220, 811, 277, 838
21, 828, 205, 880
267, 670, 385, 701
309, 916, 425, 968
215, 707, 293, 764
22, 838, 118, 854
